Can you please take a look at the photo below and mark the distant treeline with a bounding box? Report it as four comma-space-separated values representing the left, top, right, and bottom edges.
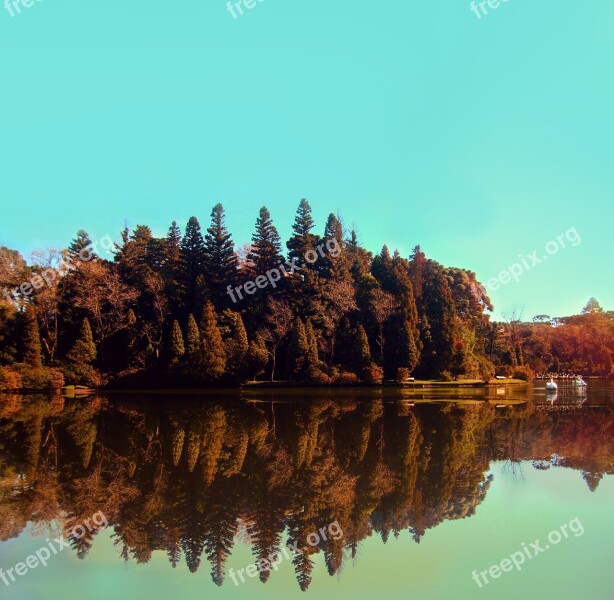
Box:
0, 199, 612, 388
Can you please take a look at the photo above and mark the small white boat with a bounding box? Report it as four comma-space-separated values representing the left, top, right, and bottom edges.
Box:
573, 376, 587, 387
546, 377, 558, 391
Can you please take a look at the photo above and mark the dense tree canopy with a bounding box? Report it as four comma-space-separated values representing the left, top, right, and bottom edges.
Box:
0, 201, 611, 388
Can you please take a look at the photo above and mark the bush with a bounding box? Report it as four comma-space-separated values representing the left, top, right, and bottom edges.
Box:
320, 364, 339, 381
396, 368, 411, 383
334, 371, 358, 385
14, 364, 65, 390
305, 367, 332, 385
0, 367, 22, 390
364, 363, 384, 384
476, 356, 496, 383
62, 363, 103, 388
439, 370, 454, 382
512, 366, 535, 381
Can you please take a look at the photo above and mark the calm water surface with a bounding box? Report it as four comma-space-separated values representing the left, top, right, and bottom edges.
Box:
0, 381, 612, 600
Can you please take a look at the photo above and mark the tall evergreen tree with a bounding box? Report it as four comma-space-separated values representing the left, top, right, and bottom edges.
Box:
248, 207, 284, 275
200, 301, 226, 380
286, 198, 319, 263
168, 320, 185, 369
225, 311, 249, 381
204, 204, 238, 309
305, 319, 319, 368
180, 217, 207, 316
67, 317, 97, 365
68, 230, 96, 261
66, 318, 97, 384
185, 313, 201, 367
351, 324, 371, 380
22, 309, 43, 368
286, 317, 309, 379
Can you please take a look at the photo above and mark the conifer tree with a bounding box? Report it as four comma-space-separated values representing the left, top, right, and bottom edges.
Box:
185, 313, 201, 366
247, 334, 269, 380
248, 207, 284, 275
286, 317, 309, 379
305, 319, 319, 368
287, 198, 319, 263
168, 320, 185, 369
164, 221, 184, 311
351, 324, 371, 379
200, 301, 227, 380
68, 230, 96, 261
225, 312, 249, 381
180, 217, 206, 316
23, 309, 43, 369
67, 318, 97, 368
204, 204, 238, 309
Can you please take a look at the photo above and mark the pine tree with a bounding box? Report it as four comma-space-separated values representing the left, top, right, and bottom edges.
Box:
168, 320, 185, 369
185, 313, 201, 367
384, 316, 419, 377
286, 317, 309, 379
305, 320, 319, 368
248, 206, 284, 274
225, 312, 249, 381
200, 301, 226, 380
319, 213, 345, 279
204, 204, 238, 309
68, 230, 95, 261
287, 198, 318, 263
163, 221, 184, 312
67, 318, 97, 367
351, 324, 371, 379
180, 217, 206, 316
247, 334, 269, 380
23, 309, 43, 368
286, 199, 324, 312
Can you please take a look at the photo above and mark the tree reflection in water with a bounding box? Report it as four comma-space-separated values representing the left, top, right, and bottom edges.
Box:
0, 393, 612, 590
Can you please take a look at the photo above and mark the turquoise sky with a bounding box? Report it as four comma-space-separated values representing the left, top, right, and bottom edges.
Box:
0, 0, 612, 319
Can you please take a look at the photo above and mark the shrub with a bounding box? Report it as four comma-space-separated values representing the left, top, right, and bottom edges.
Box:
320, 364, 339, 381
334, 371, 358, 385
396, 368, 411, 383
305, 367, 332, 385
512, 366, 535, 381
0, 367, 22, 390
476, 356, 496, 383
364, 363, 384, 384
14, 364, 65, 390
439, 370, 453, 382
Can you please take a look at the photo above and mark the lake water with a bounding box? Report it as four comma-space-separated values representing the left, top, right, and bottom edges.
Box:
0, 380, 612, 600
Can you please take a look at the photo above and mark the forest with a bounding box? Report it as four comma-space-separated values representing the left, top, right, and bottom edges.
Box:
0, 199, 612, 389
0, 394, 612, 590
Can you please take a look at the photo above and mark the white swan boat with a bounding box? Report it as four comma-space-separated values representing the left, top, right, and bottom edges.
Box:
573, 377, 587, 387
546, 377, 558, 391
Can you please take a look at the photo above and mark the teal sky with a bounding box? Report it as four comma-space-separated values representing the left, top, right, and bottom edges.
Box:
0, 0, 612, 319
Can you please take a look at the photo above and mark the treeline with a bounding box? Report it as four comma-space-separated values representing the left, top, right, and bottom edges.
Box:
487, 299, 614, 378
0, 199, 610, 388
0, 395, 611, 589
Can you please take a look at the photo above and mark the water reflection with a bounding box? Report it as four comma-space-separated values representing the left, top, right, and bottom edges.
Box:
0, 391, 612, 590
